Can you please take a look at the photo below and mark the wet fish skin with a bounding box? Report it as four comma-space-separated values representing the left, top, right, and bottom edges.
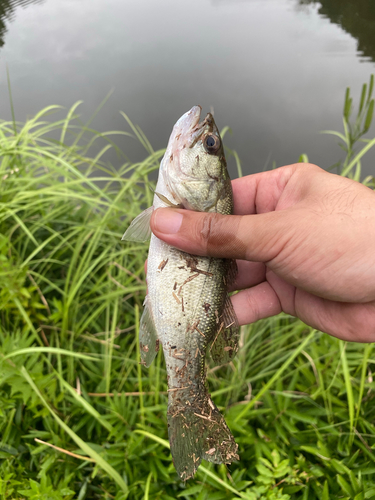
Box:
123, 106, 239, 480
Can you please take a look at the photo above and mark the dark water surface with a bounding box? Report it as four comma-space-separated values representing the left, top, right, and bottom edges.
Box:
0, 0, 374, 177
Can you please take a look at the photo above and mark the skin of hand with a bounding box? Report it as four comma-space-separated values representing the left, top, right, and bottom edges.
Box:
149, 163, 375, 342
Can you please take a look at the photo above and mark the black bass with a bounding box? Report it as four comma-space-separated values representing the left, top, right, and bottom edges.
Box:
123, 106, 239, 479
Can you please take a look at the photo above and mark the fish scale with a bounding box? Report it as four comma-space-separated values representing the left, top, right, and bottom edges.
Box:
123, 106, 240, 479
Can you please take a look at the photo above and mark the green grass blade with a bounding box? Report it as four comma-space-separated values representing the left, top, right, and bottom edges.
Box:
342, 137, 375, 176
2, 347, 99, 361
143, 472, 152, 500
135, 305, 145, 425
340, 342, 354, 442
235, 329, 316, 421
21, 367, 129, 495
55, 372, 114, 433
356, 344, 372, 425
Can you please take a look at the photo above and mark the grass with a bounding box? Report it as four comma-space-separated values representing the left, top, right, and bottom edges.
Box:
0, 76, 374, 499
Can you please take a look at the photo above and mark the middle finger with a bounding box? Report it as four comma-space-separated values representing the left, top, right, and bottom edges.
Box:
229, 260, 266, 292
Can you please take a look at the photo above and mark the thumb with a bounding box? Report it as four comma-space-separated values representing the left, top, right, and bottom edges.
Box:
150, 207, 289, 262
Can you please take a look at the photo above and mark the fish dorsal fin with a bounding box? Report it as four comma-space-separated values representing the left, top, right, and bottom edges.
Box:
139, 296, 159, 367
209, 294, 239, 365
122, 206, 154, 242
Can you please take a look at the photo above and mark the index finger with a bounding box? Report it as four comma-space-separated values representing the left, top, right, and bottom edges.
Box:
232, 163, 302, 215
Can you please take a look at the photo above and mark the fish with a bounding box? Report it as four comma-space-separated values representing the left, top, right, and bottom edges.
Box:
122, 106, 240, 480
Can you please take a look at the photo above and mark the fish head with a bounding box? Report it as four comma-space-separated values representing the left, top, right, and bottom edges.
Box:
161, 106, 233, 214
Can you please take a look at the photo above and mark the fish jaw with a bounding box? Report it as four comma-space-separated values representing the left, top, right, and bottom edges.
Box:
163, 106, 202, 166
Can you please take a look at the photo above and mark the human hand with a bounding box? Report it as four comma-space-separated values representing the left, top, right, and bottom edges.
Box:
150, 163, 375, 342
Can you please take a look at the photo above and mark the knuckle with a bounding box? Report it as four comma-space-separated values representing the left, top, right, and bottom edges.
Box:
283, 162, 322, 182
289, 162, 321, 172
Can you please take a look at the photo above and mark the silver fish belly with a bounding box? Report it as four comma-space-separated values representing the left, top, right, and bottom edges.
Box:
123, 106, 240, 479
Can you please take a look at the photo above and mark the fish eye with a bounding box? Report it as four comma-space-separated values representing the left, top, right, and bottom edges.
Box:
203, 134, 221, 154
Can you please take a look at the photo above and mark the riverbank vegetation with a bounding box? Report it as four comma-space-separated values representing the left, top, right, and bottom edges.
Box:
0, 77, 374, 499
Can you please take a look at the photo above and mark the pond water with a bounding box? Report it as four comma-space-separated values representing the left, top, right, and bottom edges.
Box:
0, 0, 374, 178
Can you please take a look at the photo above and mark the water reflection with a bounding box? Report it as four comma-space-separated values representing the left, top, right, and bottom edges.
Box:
0, 0, 42, 47
300, 0, 375, 63
0, 0, 373, 179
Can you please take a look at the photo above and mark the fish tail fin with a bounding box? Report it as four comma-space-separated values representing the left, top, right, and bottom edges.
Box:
167, 389, 239, 480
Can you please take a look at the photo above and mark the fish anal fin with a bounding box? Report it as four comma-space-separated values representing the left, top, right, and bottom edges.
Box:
168, 390, 238, 480
122, 206, 153, 242
139, 297, 159, 367
210, 294, 239, 365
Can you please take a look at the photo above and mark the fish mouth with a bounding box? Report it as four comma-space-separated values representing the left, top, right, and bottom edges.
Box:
174, 105, 201, 134
169, 106, 217, 152
187, 105, 202, 129
186, 106, 214, 133
195, 112, 215, 133
187, 110, 216, 148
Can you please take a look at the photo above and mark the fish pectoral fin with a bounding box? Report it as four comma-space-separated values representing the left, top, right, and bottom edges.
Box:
122, 206, 154, 242
168, 391, 239, 480
154, 191, 182, 208
209, 294, 240, 365
139, 297, 159, 367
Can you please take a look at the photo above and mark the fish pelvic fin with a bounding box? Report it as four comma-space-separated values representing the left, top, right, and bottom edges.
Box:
168, 388, 239, 480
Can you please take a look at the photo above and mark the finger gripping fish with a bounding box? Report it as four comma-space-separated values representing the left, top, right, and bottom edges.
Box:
123, 106, 240, 480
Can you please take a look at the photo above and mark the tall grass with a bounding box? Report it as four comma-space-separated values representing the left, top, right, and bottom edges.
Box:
0, 77, 374, 499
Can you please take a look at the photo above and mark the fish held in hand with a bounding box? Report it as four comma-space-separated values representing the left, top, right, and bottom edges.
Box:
123, 106, 240, 480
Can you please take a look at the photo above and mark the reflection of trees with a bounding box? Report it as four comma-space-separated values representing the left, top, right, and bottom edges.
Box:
0, 0, 43, 47
300, 0, 375, 63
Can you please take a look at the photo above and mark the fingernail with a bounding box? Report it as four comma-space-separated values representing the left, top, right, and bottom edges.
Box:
154, 208, 183, 234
